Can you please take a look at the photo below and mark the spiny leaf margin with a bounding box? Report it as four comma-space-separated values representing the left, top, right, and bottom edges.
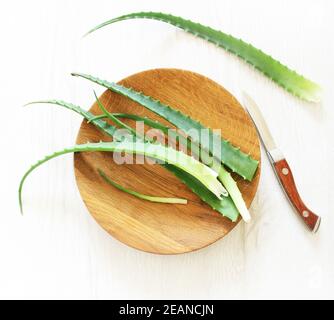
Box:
86, 11, 322, 103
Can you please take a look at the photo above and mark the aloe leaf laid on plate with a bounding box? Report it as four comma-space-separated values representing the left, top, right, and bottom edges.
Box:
26, 100, 240, 221
86, 12, 322, 103
72, 73, 259, 181
19, 141, 227, 213
98, 168, 187, 204
93, 91, 142, 139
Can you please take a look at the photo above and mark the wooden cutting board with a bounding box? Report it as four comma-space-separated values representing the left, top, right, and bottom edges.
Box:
74, 68, 261, 254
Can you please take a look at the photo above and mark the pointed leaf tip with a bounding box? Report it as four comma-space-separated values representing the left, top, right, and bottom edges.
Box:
86, 12, 321, 103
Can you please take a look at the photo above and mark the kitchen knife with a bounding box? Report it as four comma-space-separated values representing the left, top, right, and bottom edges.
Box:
242, 92, 321, 233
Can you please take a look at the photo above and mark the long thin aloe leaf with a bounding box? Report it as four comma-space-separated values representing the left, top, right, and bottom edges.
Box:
71, 73, 259, 181
19, 141, 227, 213
98, 168, 187, 204
114, 113, 171, 134
93, 91, 141, 139
26, 100, 239, 221
86, 12, 322, 103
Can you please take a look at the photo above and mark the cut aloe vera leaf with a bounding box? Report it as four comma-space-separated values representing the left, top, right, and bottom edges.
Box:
93, 91, 142, 139
98, 168, 187, 204
85, 12, 322, 103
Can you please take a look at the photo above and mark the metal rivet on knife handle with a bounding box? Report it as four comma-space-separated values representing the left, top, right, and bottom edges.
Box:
303, 210, 310, 218
282, 168, 289, 175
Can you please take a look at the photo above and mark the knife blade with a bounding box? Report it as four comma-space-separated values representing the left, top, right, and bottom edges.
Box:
242, 92, 321, 233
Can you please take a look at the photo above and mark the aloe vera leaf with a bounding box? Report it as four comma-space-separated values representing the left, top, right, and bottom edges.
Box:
103, 113, 189, 150
114, 113, 171, 133
115, 113, 199, 158
72, 73, 259, 181
98, 168, 187, 204
86, 12, 322, 103
26, 100, 239, 221
93, 91, 141, 139
19, 141, 227, 213
115, 113, 250, 221
87, 115, 106, 123
164, 164, 239, 222
217, 170, 250, 222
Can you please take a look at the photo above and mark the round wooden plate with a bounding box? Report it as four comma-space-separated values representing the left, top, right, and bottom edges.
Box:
74, 68, 261, 254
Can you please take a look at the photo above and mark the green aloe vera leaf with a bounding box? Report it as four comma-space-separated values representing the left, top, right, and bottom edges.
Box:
86, 12, 322, 103
93, 91, 141, 139
19, 141, 227, 213
115, 113, 250, 221
113, 113, 187, 145
163, 164, 239, 222
87, 115, 106, 123
98, 168, 187, 204
113, 113, 171, 134
217, 169, 250, 222
26, 100, 239, 221
71, 73, 259, 181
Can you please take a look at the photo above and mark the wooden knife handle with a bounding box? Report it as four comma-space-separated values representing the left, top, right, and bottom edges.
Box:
274, 159, 321, 232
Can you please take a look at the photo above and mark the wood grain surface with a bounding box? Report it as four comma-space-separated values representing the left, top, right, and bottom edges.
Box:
274, 159, 320, 232
74, 68, 261, 254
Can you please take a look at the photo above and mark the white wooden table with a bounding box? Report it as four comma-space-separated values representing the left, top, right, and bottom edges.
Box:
0, 0, 333, 299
